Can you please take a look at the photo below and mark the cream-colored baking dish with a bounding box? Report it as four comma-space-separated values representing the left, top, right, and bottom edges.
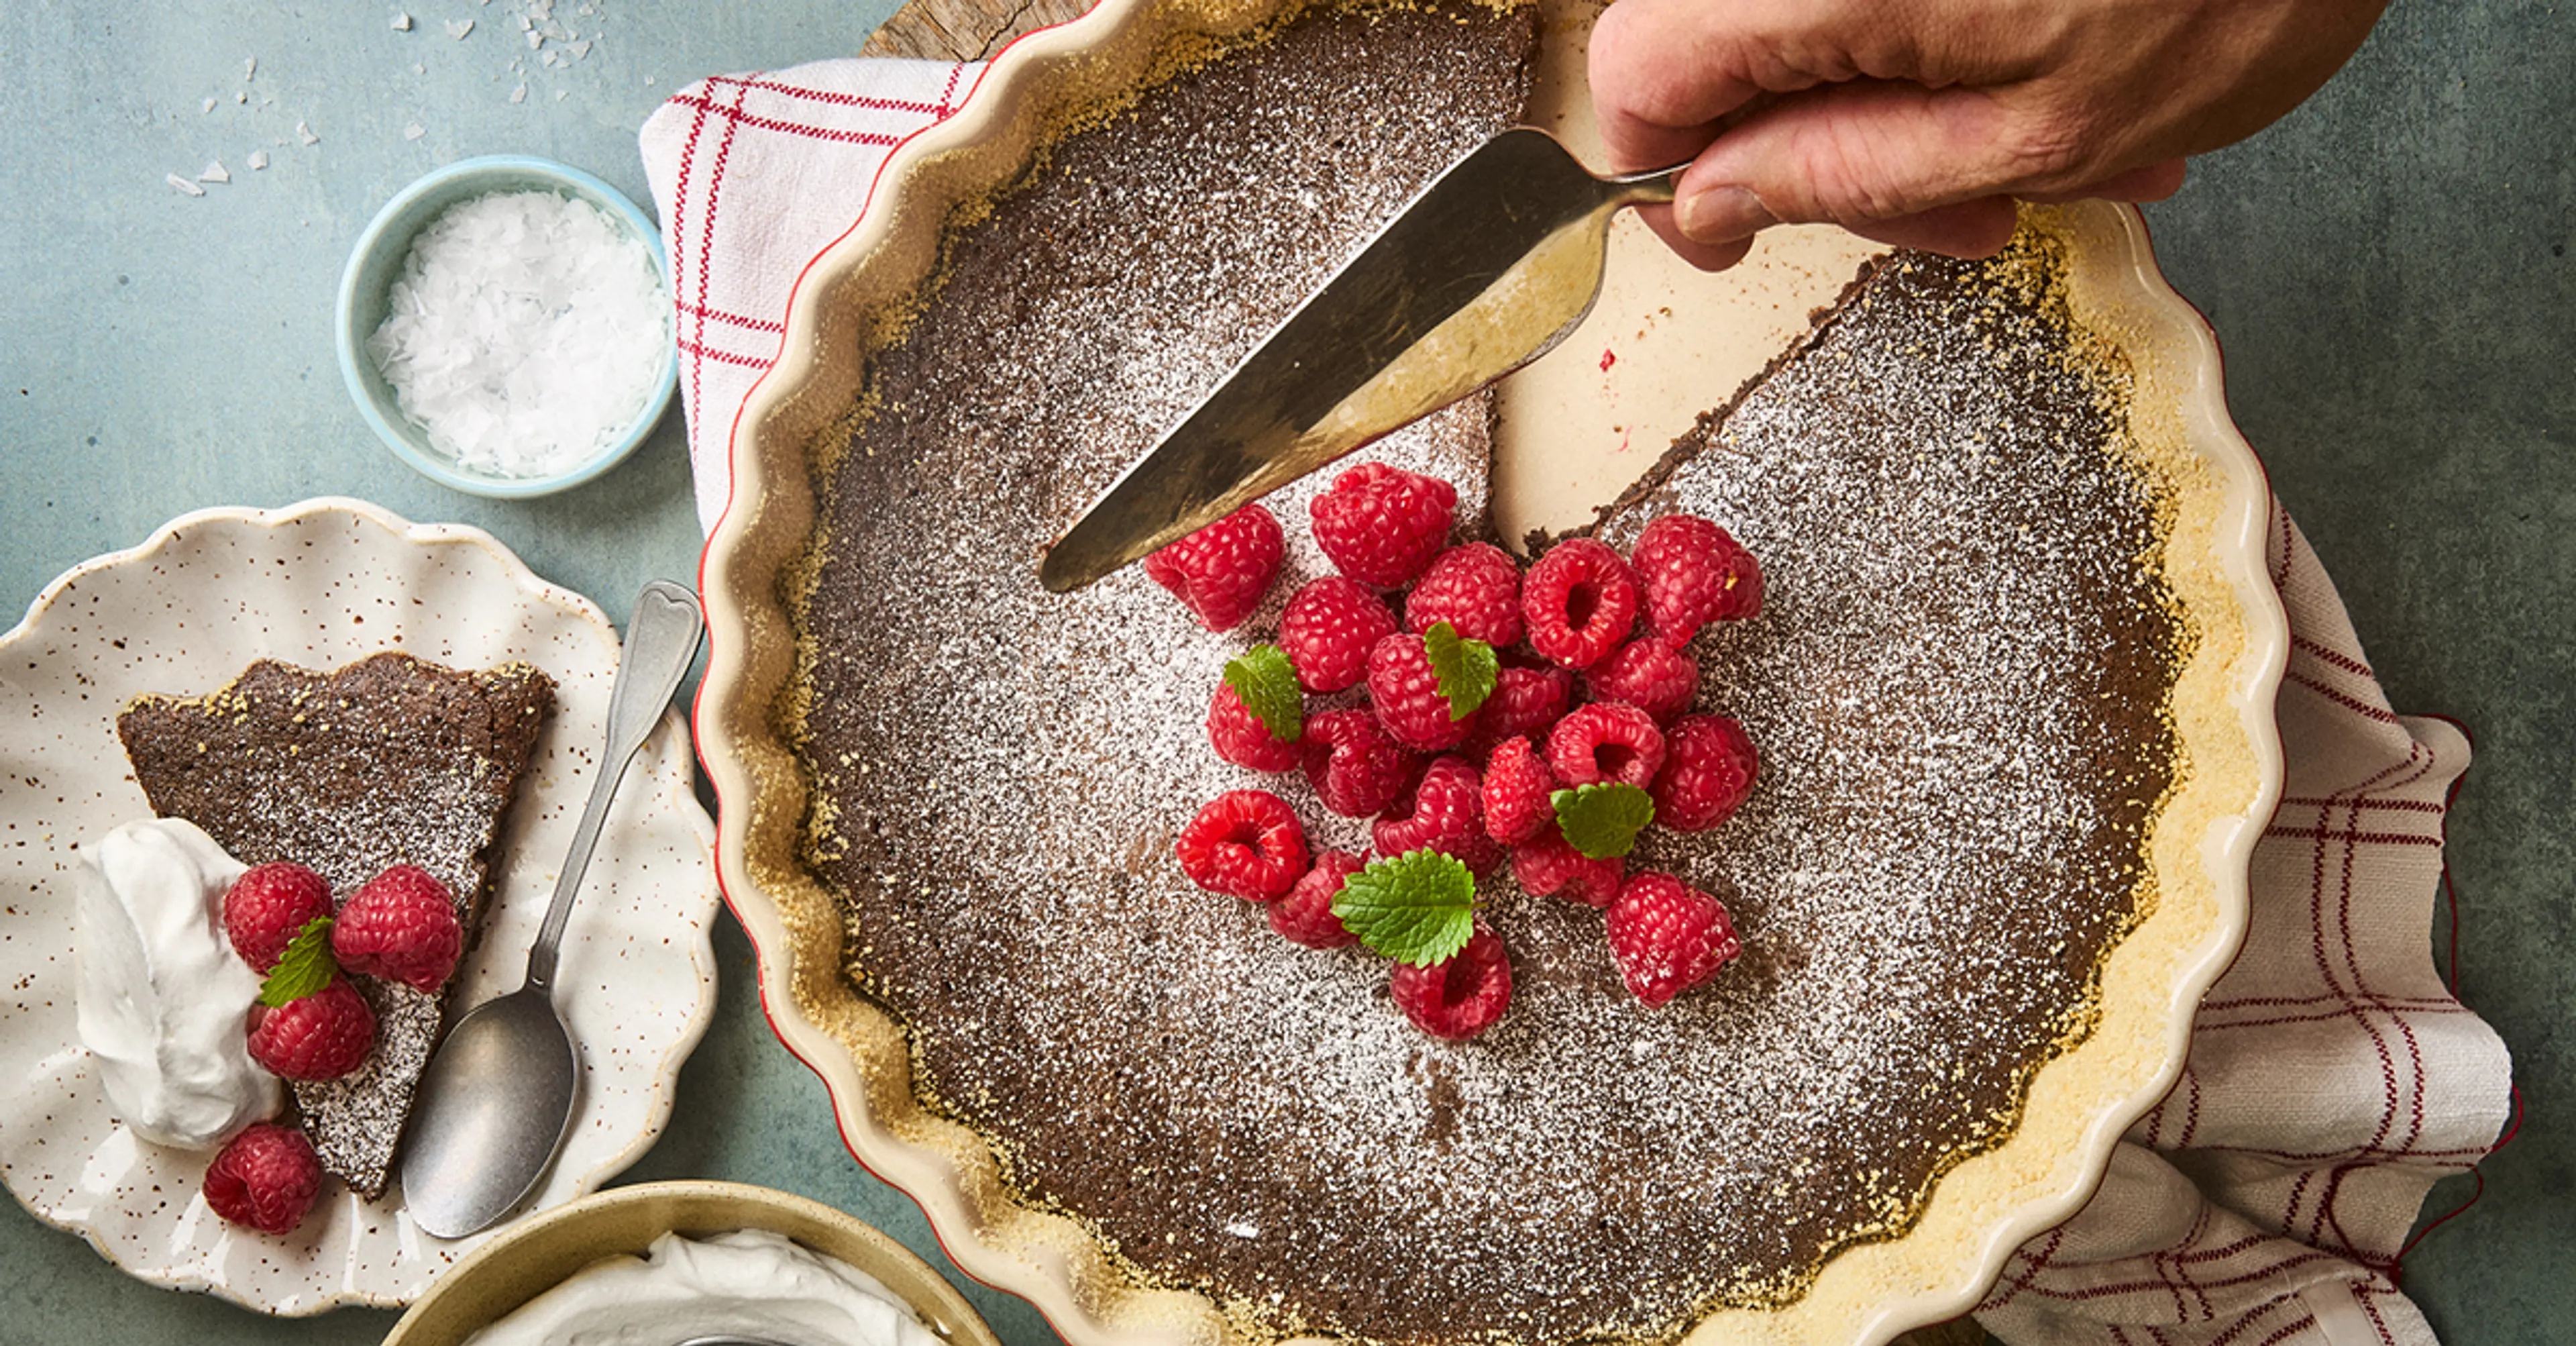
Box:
693, 1, 2290, 1343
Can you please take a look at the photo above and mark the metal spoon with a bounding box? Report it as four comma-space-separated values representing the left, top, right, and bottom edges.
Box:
400, 579, 706, 1239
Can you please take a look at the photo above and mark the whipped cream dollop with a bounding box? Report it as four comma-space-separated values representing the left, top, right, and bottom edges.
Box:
72, 819, 279, 1149
463, 1229, 947, 1346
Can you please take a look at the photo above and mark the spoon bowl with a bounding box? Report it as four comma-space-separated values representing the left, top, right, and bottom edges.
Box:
401, 988, 577, 1238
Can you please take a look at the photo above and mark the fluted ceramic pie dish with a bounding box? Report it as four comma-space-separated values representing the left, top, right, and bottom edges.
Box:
692, 1, 2289, 1343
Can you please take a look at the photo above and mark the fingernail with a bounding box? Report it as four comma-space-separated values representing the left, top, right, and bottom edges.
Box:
1676, 186, 1775, 243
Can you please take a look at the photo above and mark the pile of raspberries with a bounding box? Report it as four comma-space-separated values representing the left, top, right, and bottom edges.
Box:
1149, 462, 1762, 1041
201, 860, 464, 1236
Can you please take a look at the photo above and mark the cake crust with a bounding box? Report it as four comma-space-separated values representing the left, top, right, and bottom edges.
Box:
118, 651, 555, 1198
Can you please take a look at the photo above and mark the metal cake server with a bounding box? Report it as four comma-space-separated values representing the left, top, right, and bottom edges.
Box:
1038, 127, 1686, 592
400, 579, 704, 1239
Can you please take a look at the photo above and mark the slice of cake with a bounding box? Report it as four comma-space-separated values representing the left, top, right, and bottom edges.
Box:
117, 652, 554, 1198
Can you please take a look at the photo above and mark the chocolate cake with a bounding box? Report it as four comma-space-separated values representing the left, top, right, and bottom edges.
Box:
118, 652, 554, 1198
788, 3, 2187, 1343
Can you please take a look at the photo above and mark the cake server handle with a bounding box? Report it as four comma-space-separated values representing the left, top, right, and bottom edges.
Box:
523, 579, 704, 993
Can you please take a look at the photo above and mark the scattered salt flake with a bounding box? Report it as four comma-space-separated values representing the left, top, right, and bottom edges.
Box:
515, 13, 531, 29
244, 56, 256, 79
166, 173, 205, 197
198, 160, 230, 183
391, 11, 412, 30
201, 97, 217, 113
365, 189, 671, 480
539, 49, 559, 67
403, 121, 426, 141
235, 91, 248, 103
1223, 1221, 1260, 1239
297, 120, 319, 144
568, 39, 590, 58
248, 150, 270, 170
525, 30, 543, 48
508, 83, 527, 103
411, 62, 426, 74
446, 18, 474, 38
554, 89, 568, 100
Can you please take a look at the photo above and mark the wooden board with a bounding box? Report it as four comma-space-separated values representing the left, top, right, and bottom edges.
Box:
859, 0, 1094, 58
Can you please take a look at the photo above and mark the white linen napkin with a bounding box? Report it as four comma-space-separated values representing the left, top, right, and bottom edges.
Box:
640, 56, 2515, 1346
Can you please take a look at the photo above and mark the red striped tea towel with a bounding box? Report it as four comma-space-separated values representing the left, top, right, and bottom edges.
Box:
639, 57, 2515, 1346
641, 59, 980, 529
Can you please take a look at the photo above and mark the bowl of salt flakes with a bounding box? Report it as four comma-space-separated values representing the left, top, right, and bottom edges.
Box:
336, 155, 678, 498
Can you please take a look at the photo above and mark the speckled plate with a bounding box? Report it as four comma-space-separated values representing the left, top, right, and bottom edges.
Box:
0, 498, 720, 1314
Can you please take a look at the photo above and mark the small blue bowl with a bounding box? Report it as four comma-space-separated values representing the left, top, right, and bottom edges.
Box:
335, 156, 679, 499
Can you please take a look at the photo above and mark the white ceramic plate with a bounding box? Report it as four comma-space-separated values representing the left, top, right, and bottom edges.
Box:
0, 498, 720, 1314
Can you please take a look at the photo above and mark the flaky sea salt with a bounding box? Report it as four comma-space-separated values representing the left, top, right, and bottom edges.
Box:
366, 189, 668, 479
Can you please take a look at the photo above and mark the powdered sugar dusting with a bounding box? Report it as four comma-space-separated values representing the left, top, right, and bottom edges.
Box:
794, 7, 2181, 1344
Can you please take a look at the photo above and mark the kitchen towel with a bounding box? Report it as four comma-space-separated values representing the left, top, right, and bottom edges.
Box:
640, 54, 2515, 1346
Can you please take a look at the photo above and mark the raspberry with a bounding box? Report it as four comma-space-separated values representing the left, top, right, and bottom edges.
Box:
330, 864, 462, 992
1631, 513, 1762, 643
1300, 710, 1421, 818
1365, 633, 1473, 752
1277, 576, 1398, 693
202, 1123, 322, 1235
1547, 702, 1667, 789
1521, 537, 1640, 668
247, 977, 377, 1081
1271, 849, 1364, 949
1463, 662, 1574, 760
1404, 543, 1523, 648
1175, 790, 1309, 901
1511, 826, 1624, 907
1309, 463, 1456, 588
1373, 756, 1501, 876
1388, 920, 1512, 1040
223, 862, 333, 972
1585, 639, 1700, 723
1480, 737, 1556, 845
1208, 683, 1303, 772
1142, 503, 1284, 631
1606, 870, 1743, 1006
1652, 715, 1760, 831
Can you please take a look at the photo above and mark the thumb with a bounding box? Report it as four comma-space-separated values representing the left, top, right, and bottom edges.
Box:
1672, 80, 2075, 244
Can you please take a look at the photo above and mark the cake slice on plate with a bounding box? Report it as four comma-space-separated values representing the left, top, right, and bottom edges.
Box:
117, 652, 554, 1199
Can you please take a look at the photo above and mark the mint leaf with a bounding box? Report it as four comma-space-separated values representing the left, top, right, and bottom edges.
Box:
1552, 782, 1656, 860
1331, 849, 1475, 966
1422, 621, 1497, 721
1222, 644, 1303, 743
258, 915, 338, 1007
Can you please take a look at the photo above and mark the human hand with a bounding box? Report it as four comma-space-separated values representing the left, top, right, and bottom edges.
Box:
1589, 0, 2389, 268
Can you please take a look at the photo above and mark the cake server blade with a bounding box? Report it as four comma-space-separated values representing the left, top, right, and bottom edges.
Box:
1038, 127, 1683, 592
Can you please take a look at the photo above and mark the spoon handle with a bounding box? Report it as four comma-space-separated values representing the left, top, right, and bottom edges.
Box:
525, 580, 705, 992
